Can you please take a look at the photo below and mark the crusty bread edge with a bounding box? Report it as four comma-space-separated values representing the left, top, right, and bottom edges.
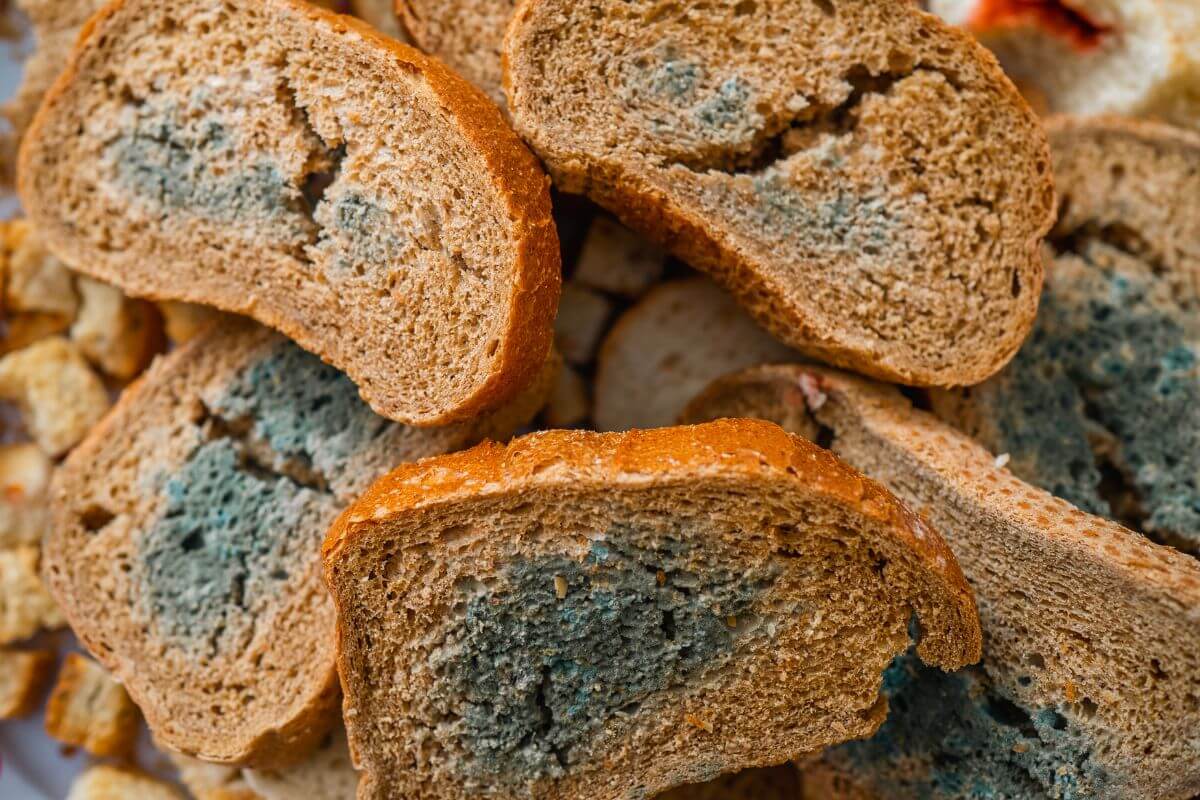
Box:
501, 0, 1054, 388
18, 0, 561, 428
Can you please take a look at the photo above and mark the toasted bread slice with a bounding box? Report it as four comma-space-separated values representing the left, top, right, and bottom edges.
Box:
323, 420, 980, 799
932, 117, 1200, 556
930, 0, 1200, 128
594, 278, 795, 431
397, 0, 511, 106
504, 0, 1054, 388
44, 319, 551, 768
19, 0, 560, 426
684, 364, 1200, 799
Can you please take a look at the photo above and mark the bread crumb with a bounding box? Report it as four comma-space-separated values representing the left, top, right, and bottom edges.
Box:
0, 337, 110, 456
45, 653, 140, 758
797, 373, 827, 410
0, 648, 55, 718
656, 569, 666, 586
994, 452, 1011, 469
554, 575, 568, 599
685, 712, 714, 733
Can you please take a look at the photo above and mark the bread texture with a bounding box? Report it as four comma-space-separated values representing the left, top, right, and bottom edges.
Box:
504, 0, 1054, 388
594, 278, 795, 431
323, 420, 981, 799
44, 319, 552, 767
20, 0, 560, 426
68, 765, 186, 800
397, 0, 512, 106
44, 652, 141, 758
930, 0, 1200, 128
932, 117, 1200, 557
683, 364, 1200, 799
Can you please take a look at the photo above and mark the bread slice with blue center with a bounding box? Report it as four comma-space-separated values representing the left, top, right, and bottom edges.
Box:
19, 0, 560, 426
932, 117, 1200, 556
43, 319, 552, 768
323, 420, 981, 799
684, 364, 1200, 800
504, 0, 1054, 388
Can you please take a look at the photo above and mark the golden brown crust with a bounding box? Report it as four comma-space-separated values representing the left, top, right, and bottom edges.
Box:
19, 0, 560, 427
324, 418, 981, 667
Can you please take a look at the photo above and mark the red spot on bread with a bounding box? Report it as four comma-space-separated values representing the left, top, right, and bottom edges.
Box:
969, 0, 1112, 51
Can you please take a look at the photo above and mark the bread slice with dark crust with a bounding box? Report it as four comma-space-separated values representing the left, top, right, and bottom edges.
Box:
504, 0, 1054, 388
324, 420, 981, 799
19, 0, 560, 426
684, 364, 1200, 800
44, 319, 552, 769
932, 117, 1200, 557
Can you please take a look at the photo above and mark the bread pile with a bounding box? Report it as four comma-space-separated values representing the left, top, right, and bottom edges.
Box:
0, 0, 1195, 798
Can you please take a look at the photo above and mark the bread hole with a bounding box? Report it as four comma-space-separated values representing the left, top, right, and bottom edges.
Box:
80, 504, 117, 533
1027, 652, 1045, 669
1077, 698, 1098, 719
1150, 659, 1168, 680
180, 531, 205, 552
813, 0, 835, 16
1011, 269, 1021, 298
733, 0, 757, 15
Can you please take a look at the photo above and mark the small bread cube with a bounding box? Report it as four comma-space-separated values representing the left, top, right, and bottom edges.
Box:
0, 442, 53, 548
0, 545, 63, 643
0, 336, 111, 456
156, 300, 229, 345
0, 648, 55, 717
0, 311, 72, 355
68, 765, 185, 800
45, 652, 140, 758
553, 282, 612, 366
542, 364, 590, 428
71, 276, 165, 380
573, 216, 665, 298
170, 754, 262, 800
1, 219, 78, 317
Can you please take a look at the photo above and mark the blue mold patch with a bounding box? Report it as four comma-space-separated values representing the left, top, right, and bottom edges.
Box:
210, 340, 388, 487
439, 535, 779, 783
975, 242, 1200, 551
138, 439, 326, 655
829, 654, 1109, 800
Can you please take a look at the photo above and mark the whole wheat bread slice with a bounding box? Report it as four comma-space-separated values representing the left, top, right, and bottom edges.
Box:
593, 278, 796, 432
930, 0, 1200, 128
503, 0, 1054, 388
684, 364, 1200, 799
19, 0, 560, 426
398, 0, 512, 106
44, 319, 551, 768
323, 420, 981, 799
932, 116, 1200, 557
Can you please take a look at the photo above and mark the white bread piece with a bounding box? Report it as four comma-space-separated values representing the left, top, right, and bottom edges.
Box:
0, 336, 111, 456
0, 544, 64, 643
71, 275, 166, 380
397, 0, 512, 106
349, 0, 409, 41
553, 282, 613, 366
323, 420, 981, 799
594, 278, 795, 431
930, 0, 1200, 128
932, 117, 1200, 557
1, 218, 78, 317
0, 648, 55, 718
68, 765, 186, 800
19, 0, 560, 426
44, 651, 141, 758
541, 363, 589, 428
243, 726, 358, 800
572, 215, 666, 299
684, 364, 1200, 799
44, 319, 552, 768
0, 442, 53, 548
505, 0, 1055, 388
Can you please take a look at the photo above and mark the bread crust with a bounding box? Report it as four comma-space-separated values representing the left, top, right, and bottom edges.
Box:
504, 0, 1054, 388
19, 0, 560, 427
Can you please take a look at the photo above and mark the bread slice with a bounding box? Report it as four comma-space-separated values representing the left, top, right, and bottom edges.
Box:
397, 0, 512, 106
323, 420, 981, 799
594, 278, 795, 431
243, 725, 359, 799
44, 319, 552, 768
932, 117, 1200, 557
930, 0, 1200, 128
19, 0, 560, 426
504, 0, 1054, 388
683, 364, 1200, 799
